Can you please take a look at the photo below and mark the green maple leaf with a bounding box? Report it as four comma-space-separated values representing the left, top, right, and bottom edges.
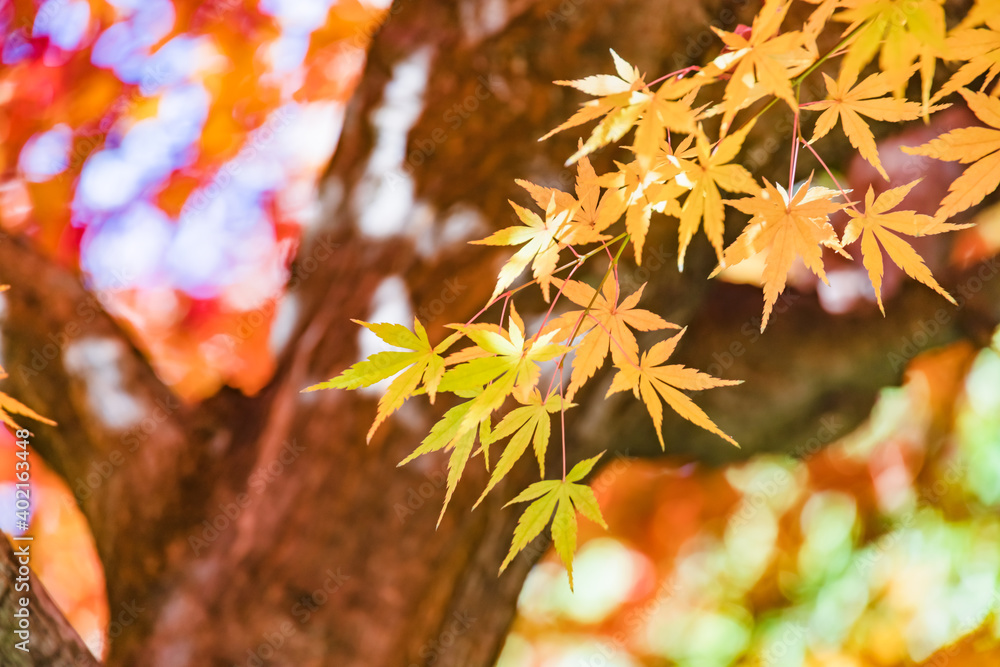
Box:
474, 391, 570, 506
303, 318, 461, 442
499, 453, 608, 590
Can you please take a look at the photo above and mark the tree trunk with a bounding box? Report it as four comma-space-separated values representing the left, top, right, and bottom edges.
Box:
2, 0, 1000, 665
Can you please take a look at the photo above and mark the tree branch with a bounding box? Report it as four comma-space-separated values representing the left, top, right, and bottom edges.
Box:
0, 233, 227, 615
0, 532, 101, 666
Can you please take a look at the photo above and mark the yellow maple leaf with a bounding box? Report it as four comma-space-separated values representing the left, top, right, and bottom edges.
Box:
543, 50, 703, 166
566, 154, 626, 243
545, 278, 679, 400
630, 77, 701, 164
835, 0, 947, 111
705, 0, 815, 131
473, 189, 574, 302
601, 159, 684, 265
902, 88, 1000, 221
805, 68, 935, 180
802, 0, 842, 44
935, 27, 1000, 102
606, 329, 740, 448
843, 180, 968, 313
541, 50, 648, 165
665, 120, 759, 269
715, 176, 848, 331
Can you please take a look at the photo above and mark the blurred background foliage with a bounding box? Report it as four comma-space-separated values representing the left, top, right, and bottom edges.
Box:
498, 334, 1000, 667
0, 0, 388, 654
2, 0, 1000, 664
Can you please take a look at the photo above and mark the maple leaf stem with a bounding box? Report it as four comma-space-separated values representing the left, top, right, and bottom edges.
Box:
464, 232, 630, 326
498, 294, 512, 329
798, 136, 860, 214
559, 363, 568, 481
789, 94, 801, 192
567, 235, 630, 347
647, 65, 701, 88
721, 19, 871, 148
532, 260, 584, 346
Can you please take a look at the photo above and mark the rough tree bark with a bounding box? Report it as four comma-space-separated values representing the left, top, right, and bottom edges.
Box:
1, 0, 999, 665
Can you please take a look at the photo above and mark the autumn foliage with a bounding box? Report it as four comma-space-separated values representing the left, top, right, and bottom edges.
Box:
309, 0, 1000, 586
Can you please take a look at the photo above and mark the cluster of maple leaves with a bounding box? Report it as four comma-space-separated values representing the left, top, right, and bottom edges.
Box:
311, 0, 1000, 585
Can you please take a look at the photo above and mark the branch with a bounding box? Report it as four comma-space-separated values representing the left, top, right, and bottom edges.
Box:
570, 254, 1000, 466
0, 233, 219, 605
0, 533, 101, 666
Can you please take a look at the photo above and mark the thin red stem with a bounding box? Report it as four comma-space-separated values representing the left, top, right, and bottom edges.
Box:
798, 137, 859, 213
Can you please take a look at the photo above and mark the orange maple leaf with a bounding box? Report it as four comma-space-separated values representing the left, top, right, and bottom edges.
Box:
606, 329, 740, 448
545, 278, 679, 400
715, 176, 849, 331
665, 121, 759, 269
843, 180, 968, 313
902, 88, 1000, 221
805, 68, 935, 180
706, 0, 815, 131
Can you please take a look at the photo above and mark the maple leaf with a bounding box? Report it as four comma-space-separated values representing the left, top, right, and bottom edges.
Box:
835, 0, 947, 110
440, 306, 570, 436
545, 278, 679, 400
603, 159, 684, 264
954, 0, 1000, 31
606, 329, 740, 448
302, 318, 460, 442
472, 191, 573, 302
705, 0, 815, 131
542, 51, 702, 165
631, 77, 701, 163
802, 0, 842, 43
935, 27, 1000, 101
843, 180, 967, 313
399, 308, 568, 527
498, 453, 608, 590
0, 370, 56, 432
568, 154, 627, 242
473, 391, 569, 505
805, 68, 935, 180
665, 121, 759, 269
541, 50, 647, 165
716, 177, 849, 331
902, 89, 1000, 220
399, 401, 477, 467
